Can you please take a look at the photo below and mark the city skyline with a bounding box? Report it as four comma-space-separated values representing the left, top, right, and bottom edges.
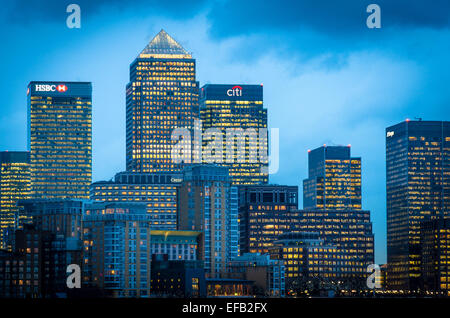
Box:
2, 1, 450, 265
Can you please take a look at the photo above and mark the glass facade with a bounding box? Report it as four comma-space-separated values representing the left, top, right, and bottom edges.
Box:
90, 171, 181, 230
386, 120, 450, 290
238, 185, 298, 254
269, 232, 353, 288
420, 218, 450, 295
0, 152, 31, 250
295, 209, 374, 281
27, 81, 92, 199
303, 145, 361, 210
199, 84, 268, 185
126, 29, 199, 173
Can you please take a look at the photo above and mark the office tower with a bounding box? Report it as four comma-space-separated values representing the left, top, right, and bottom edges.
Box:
227, 253, 285, 297
177, 165, 238, 278
0, 151, 31, 250
420, 219, 450, 295
199, 84, 268, 185
27, 81, 92, 199
296, 144, 374, 285
386, 120, 449, 291
90, 171, 181, 230
295, 209, 374, 280
303, 145, 361, 210
269, 232, 353, 293
150, 230, 201, 261
238, 185, 298, 254
83, 202, 152, 297
126, 29, 199, 173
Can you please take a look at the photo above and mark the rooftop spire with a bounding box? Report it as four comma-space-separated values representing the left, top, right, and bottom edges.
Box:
140, 29, 190, 58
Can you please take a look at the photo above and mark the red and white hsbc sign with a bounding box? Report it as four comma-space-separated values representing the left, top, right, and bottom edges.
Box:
35, 84, 68, 92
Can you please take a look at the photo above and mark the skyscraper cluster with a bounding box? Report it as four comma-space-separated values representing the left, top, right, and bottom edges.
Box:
0, 29, 448, 298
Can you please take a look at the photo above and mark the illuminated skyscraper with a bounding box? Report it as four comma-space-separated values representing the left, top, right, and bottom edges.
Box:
27, 81, 92, 199
298, 145, 374, 285
0, 151, 31, 250
126, 29, 199, 173
303, 145, 361, 210
386, 120, 449, 291
200, 84, 268, 185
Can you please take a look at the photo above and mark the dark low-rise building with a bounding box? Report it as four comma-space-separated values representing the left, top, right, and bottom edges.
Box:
227, 252, 285, 297
150, 254, 206, 297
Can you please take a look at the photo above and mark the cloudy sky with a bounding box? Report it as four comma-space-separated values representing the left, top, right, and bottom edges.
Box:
1, 0, 449, 263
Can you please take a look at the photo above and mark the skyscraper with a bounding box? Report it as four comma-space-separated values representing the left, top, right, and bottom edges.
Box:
177, 165, 238, 278
0, 151, 31, 250
386, 120, 449, 291
296, 145, 374, 285
303, 145, 361, 210
199, 84, 268, 185
27, 81, 92, 199
126, 29, 199, 173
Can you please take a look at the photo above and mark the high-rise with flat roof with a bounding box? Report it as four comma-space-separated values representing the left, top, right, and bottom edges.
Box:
0, 151, 31, 250
303, 145, 361, 210
27, 81, 92, 199
297, 145, 374, 285
83, 202, 152, 298
386, 120, 449, 291
200, 84, 268, 185
177, 165, 238, 278
126, 29, 199, 173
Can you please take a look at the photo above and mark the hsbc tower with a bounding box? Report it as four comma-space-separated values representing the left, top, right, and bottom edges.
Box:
27, 81, 92, 199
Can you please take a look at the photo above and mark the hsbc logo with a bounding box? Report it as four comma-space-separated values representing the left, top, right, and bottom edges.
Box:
227, 85, 242, 97
57, 84, 67, 92
35, 84, 68, 93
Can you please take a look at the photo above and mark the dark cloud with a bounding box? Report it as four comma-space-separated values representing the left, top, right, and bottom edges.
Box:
3, 0, 209, 23
207, 0, 450, 39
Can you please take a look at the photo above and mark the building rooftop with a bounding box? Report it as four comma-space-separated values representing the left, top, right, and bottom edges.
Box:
139, 29, 191, 58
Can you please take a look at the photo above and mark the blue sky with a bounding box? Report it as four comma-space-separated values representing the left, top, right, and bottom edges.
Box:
1, 0, 449, 263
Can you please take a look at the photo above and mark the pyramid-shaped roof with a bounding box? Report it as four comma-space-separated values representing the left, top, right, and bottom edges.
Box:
140, 29, 190, 57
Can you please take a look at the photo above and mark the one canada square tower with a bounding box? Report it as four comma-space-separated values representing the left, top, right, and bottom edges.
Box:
126, 29, 199, 173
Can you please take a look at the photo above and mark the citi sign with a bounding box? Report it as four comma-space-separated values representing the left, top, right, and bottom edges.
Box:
35, 84, 68, 93
227, 85, 243, 97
